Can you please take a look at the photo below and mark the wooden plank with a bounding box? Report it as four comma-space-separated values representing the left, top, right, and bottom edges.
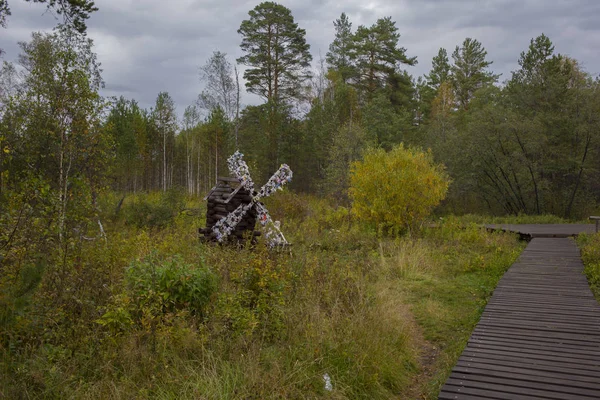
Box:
438, 392, 496, 400
486, 299, 600, 309
449, 373, 600, 398
457, 358, 600, 380
482, 306, 600, 319
468, 341, 600, 360
468, 337, 600, 356
475, 320, 600, 336
478, 315, 600, 330
441, 383, 559, 400
462, 347, 600, 366
453, 364, 600, 388
460, 350, 600, 371
474, 324, 600, 343
471, 326, 600, 345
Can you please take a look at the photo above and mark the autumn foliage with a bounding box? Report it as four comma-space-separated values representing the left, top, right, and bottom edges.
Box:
349, 144, 450, 233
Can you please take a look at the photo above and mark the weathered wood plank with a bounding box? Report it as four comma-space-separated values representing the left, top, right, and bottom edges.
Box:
448, 373, 600, 397
453, 364, 600, 388
485, 224, 596, 238
461, 348, 600, 368
467, 342, 600, 360
457, 357, 600, 379
441, 382, 560, 400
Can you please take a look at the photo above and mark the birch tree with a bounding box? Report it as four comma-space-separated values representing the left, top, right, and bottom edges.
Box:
198, 51, 237, 120
152, 92, 177, 191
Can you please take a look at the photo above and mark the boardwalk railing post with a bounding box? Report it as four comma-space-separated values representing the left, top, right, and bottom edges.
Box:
589, 216, 600, 233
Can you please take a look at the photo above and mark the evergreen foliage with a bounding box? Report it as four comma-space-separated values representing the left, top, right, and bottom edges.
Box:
350, 16, 416, 99
237, 1, 312, 104
451, 38, 498, 110
326, 12, 355, 83
427, 48, 451, 89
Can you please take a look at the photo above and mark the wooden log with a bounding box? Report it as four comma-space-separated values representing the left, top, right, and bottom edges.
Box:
209, 190, 232, 197
212, 184, 232, 190
201, 178, 267, 243
221, 183, 244, 203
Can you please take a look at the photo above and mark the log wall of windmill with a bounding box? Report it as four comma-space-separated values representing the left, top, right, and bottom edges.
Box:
200, 182, 259, 242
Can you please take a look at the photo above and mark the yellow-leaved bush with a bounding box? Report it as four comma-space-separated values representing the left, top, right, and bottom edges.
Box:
349, 144, 450, 234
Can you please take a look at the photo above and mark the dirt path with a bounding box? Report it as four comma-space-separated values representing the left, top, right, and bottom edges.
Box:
401, 310, 441, 400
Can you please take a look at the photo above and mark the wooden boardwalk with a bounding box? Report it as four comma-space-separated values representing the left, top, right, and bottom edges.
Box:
439, 236, 600, 399
485, 223, 596, 239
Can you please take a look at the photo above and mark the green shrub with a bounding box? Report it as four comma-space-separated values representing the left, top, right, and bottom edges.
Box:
349, 144, 450, 234
125, 254, 217, 316
99, 255, 212, 327
577, 233, 600, 300
98, 254, 217, 336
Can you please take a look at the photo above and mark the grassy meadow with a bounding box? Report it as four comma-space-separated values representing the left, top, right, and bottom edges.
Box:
2, 191, 528, 399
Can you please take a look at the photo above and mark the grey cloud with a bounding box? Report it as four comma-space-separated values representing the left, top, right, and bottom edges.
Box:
1, 0, 599, 118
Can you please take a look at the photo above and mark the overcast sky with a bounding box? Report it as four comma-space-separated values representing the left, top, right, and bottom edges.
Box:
1, 0, 599, 119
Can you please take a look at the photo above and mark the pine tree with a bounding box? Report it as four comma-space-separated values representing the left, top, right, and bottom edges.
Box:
427, 48, 451, 89
451, 38, 498, 110
512, 34, 554, 83
350, 16, 416, 99
326, 12, 355, 83
237, 2, 311, 173
1, 0, 98, 55
237, 1, 312, 104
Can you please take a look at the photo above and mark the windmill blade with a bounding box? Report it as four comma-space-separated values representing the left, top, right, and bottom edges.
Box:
227, 151, 254, 193
255, 202, 288, 247
256, 164, 293, 200
211, 202, 254, 242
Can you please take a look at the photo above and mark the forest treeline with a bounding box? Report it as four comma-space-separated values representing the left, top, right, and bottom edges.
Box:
2, 1, 600, 220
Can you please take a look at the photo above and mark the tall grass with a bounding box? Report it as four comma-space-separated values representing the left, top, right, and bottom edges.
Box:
577, 233, 600, 300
